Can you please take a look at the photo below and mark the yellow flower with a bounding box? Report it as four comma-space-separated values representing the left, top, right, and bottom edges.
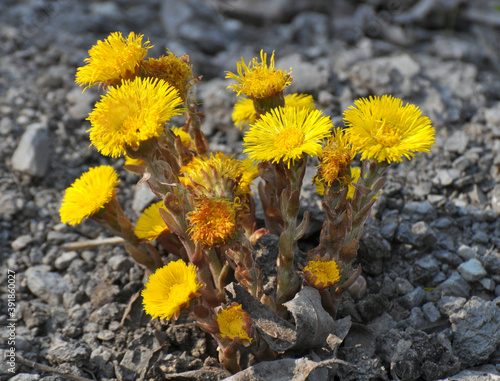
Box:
180, 152, 258, 198
134, 201, 169, 241
315, 166, 361, 198
243, 106, 331, 167
343, 95, 435, 163
76, 31, 152, 89
87, 77, 184, 157
60, 166, 119, 225
187, 197, 238, 247
141, 52, 194, 101
142, 259, 203, 321
316, 127, 357, 186
232, 93, 315, 130
226, 50, 292, 99
301, 259, 341, 290
217, 304, 253, 343
171, 127, 193, 149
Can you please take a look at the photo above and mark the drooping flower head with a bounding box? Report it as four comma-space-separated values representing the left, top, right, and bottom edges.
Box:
187, 196, 239, 247
60, 166, 120, 225
134, 201, 170, 241
232, 93, 315, 130
343, 95, 435, 163
315, 167, 361, 198
315, 127, 358, 188
226, 50, 292, 99
216, 303, 253, 344
76, 31, 152, 89
243, 106, 331, 168
180, 152, 258, 198
301, 259, 341, 290
141, 52, 194, 101
87, 77, 184, 157
142, 259, 203, 321
171, 127, 193, 149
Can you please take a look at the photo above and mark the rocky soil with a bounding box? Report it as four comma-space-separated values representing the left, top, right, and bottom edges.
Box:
1, 0, 500, 380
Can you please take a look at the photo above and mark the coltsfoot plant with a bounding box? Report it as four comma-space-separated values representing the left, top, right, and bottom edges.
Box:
59, 31, 435, 373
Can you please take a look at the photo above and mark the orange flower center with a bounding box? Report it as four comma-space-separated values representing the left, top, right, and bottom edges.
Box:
274, 128, 304, 151
373, 121, 401, 147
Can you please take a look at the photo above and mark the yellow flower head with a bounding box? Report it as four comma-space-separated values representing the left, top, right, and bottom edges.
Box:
134, 201, 169, 241
243, 106, 331, 167
142, 259, 203, 321
217, 303, 253, 343
301, 259, 341, 290
141, 52, 194, 101
76, 31, 152, 89
171, 127, 193, 149
87, 77, 184, 157
226, 50, 292, 99
232, 93, 315, 130
60, 166, 119, 225
180, 152, 258, 198
343, 95, 435, 163
316, 127, 357, 187
187, 197, 238, 247
315, 166, 361, 198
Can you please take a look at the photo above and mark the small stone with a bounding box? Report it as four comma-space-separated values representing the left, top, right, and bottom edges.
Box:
398, 286, 426, 309
97, 330, 115, 341
47, 339, 91, 365
480, 278, 496, 291
26, 267, 68, 306
446, 130, 469, 154
452, 156, 470, 171
457, 244, 476, 260
380, 210, 399, 240
496, 285, 500, 297
439, 272, 470, 298
0, 117, 13, 135
277, 54, 329, 93
11, 123, 52, 176
395, 277, 414, 295
472, 230, 490, 245
66, 88, 96, 120
132, 182, 158, 216
436, 169, 460, 186
491, 184, 500, 214
422, 302, 441, 323
410, 255, 440, 285
403, 201, 435, 215
427, 194, 446, 204
450, 297, 500, 367
410, 221, 437, 249
437, 296, 467, 316
11, 234, 33, 251
108, 255, 134, 272
458, 258, 488, 282
483, 249, 500, 275
120, 346, 153, 378
54, 251, 79, 270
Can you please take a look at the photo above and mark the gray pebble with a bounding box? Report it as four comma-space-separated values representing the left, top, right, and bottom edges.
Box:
491, 184, 500, 214
456, 244, 476, 260
410, 255, 440, 284
26, 267, 69, 306
450, 296, 500, 367
46, 338, 91, 365
97, 329, 115, 341
132, 182, 158, 216
398, 286, 425, 309
479, 278, 496, 291
11, 123, 52, 176
395, 277, 415, 295
9, 374, 40, 381
436, 169, 460, 187
410, 221, 437, 249
11, 234, 33, 251
439, 271, 470, 298
422, 302, 441, 323
54, 251, 79, 270
108, 255, 135, 272
483, 249, 500, 275
458, 258, 488, 282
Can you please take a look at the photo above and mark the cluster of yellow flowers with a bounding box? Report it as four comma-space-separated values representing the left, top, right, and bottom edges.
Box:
59, 31, 435, 373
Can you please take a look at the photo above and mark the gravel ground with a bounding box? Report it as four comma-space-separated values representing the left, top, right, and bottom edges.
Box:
1, 0, 500, 380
